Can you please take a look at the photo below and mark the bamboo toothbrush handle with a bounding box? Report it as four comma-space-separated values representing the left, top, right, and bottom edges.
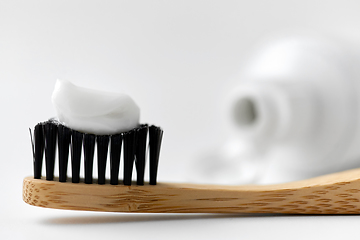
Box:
23, 168, 360, 214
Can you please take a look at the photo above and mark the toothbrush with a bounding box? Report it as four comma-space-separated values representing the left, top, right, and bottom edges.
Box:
23, 80, 360, 214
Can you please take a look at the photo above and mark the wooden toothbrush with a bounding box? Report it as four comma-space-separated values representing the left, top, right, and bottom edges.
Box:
25, 80, 360, 215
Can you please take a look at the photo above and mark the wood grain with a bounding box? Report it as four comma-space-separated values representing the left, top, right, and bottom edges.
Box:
23, 168, 360, 214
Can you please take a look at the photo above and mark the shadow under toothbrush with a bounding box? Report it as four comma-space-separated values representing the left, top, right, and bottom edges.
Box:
41, 212, 359, 225
41, 213, 282, 225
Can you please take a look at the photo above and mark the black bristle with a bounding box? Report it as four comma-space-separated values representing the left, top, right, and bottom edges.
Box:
71, 130, 83, 183
44, 122, 58, 180
149, 125, 163, 185
31, 123, 44, 179
31, 120, 163, 185
97, 135, 109, 185
110, 134, 122, 185
58, 125, 71, 182
83, 134, 95, 184
135, 125, 148, 185
123, 130, 136, 186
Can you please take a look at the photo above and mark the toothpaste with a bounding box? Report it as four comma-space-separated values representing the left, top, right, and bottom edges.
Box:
51, 79, 140, 135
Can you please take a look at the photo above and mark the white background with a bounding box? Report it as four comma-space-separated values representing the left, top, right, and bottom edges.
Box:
2, 1, 360, 239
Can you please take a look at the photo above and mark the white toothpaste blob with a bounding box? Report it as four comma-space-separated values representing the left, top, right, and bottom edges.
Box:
52, 79, 140, 135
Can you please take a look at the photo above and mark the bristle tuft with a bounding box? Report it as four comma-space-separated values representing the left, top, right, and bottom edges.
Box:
97, 135, 109, 185
71, 130, 83, 183
32, 123, 45, 179
58, 125, 71, 182
44, 122, 58, 180
84, 134, 95, 184
123, 130, 136, 186
149, 125, 163, 185
135, 125, 148, 185
110, 134, 122, 185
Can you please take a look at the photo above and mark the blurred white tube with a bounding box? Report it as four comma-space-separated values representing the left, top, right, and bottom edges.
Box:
198, 36, 360, 184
